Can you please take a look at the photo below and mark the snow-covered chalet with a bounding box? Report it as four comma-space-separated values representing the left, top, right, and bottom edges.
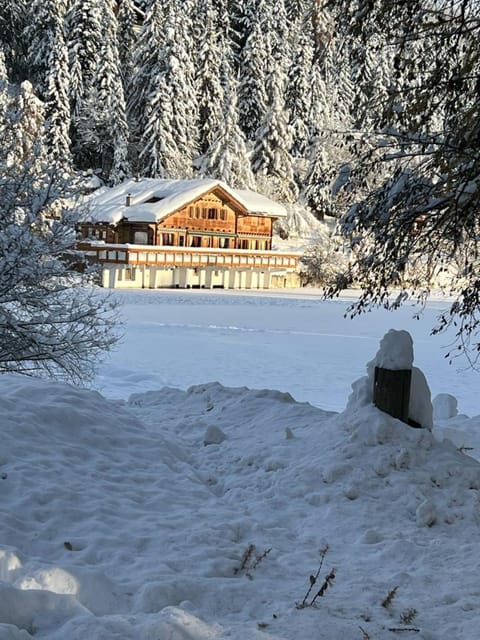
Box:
77, 178, 301, 289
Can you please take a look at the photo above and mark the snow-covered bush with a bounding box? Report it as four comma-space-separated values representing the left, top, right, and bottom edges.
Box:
0, 78, 119, 383
299, 233, 350, 287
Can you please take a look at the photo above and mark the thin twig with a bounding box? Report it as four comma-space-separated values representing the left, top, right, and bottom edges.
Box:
298, 545, 329, 608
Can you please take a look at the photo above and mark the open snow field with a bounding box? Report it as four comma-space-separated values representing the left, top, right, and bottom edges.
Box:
95, 288, 480, 417
1, 288, 480, 640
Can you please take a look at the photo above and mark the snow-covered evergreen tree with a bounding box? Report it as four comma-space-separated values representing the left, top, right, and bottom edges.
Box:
0, 0, 27, 80
229, 0, 257, 72
0, 49, 8, 116
286, 23, 315, 157
116, 0, 138, 90
66, 0, 103, 120
7, 81, 45, 170
78, 1, 130, 183
139, 77, 178, 178
201, 64, 255, 189
302, 139, 334, 220
237, 8, 269, 141
285, 0, 311, 24
43, 22, 72, 169
196, 0, 226, 156
268, 0, 291, 65
128, 0, 165, 147
24, 0, 68, 95
139, 1, 198, 178
252, 68, 297, 202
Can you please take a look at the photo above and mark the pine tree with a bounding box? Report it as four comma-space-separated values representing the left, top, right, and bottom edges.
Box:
237, 8, 269, 141
139, 1, 197, 178
165, 1, 198, 167
24, 0, 68, 95
66, 0, 103, 120
252, 68, 297, 202
116, 0, 138, 90
7, 81, 45, 170
78, 1, 130, 182
302, 139, 333, 220
140, 75, 179, 178
196, 0, 227, 156
268, 0, 291, 66
201, 64, 255, 189
43, 22, 72, 169
0, 47, 6, 78
229, 0, 257, 72
0, 0, 28, 80
286, 23, 315, 157
0, 54, 11, 148
285, 0, 311, 24
128, 0, 165, 148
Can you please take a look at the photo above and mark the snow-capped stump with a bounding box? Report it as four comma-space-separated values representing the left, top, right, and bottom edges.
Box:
203, 425, 226, 446
372, 329, 433, 430
373, 329, 413, 424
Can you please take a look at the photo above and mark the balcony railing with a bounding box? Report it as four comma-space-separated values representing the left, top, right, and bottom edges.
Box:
77, 242, 301, 270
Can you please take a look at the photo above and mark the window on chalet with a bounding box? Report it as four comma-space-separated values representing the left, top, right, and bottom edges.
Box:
134, 230, 148, 244
219, 237, 230, 248
190, 235, 201, 247
89, 226, 106, 240
195, 206, 201, 218
124, 268, 136, 281
219, 208, 226, 220
208, 208, 217, 220
162, 233, 174, 245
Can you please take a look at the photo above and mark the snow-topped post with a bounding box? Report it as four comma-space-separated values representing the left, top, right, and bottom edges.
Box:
374, 367, 412, 423
373, 330, 414, 425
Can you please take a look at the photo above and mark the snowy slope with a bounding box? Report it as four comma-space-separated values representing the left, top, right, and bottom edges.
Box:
1, 358, 479, 639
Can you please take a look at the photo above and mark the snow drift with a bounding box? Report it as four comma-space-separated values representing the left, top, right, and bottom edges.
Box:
0, 347, 479, 638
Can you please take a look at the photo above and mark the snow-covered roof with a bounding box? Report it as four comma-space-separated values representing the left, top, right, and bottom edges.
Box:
81, 178, 287, 224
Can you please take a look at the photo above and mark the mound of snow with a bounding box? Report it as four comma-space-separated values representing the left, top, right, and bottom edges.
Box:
0, 374, 479, 639
433, 393, 458, 420
349, 328, 433, 430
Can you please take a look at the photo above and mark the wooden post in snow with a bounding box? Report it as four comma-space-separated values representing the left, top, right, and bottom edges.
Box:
373, 366, 412, 424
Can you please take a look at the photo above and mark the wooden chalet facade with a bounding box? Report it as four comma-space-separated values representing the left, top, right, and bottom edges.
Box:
77, 178, 301, 290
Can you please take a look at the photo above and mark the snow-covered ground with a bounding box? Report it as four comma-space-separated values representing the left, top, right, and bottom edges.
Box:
1, 289, 480, 640
95, 288, 479, 417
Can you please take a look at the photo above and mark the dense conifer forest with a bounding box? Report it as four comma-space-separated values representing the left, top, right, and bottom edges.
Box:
1, 0, 480, 346
0, 0, 400, 219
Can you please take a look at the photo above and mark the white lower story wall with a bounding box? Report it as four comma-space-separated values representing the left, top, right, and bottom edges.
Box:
101, 264, 301, 289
